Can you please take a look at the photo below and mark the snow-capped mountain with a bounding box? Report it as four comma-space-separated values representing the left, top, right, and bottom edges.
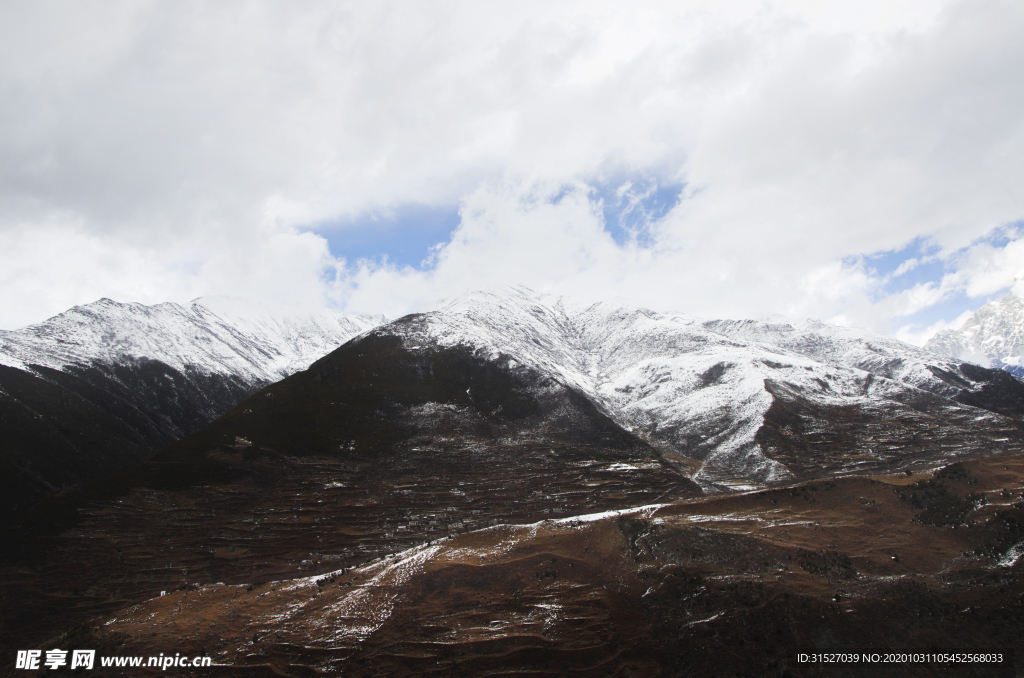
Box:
0, 296, 384, 383
926, 293, 1024, 377
0, 297, 383, 523
7, 286, 1024, 520
383, 286, 1024, 490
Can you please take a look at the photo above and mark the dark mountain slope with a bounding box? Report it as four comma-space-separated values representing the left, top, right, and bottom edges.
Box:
752, 378, 1024, 484
0, 360, 259, 526
165, 317, 655, 459
947, 361, 1024, 416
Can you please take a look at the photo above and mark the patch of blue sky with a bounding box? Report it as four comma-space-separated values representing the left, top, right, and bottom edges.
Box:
861, 226, 1024, 333
309, 175, 683, 269
860, 237, 946, 302
975, 223, 1021, 250
589, 175, 683, 247
307, 203, 461, 270
891, 292, 1000, 333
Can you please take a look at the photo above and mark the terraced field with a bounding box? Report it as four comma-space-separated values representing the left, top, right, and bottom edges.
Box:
0, 442, 695, 656
69, 453, 1024, 677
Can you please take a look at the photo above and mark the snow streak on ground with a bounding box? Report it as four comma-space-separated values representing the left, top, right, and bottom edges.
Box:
323, 542, 444, 642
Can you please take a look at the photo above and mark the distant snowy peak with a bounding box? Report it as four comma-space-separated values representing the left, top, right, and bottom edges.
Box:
0, 296, 385, 383
926, 294, 1024, 376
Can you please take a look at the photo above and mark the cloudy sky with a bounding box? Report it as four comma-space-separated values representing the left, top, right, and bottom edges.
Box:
1, 0, 1022, 342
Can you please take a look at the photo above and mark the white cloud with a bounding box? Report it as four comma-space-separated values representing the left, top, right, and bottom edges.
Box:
0, 211, 334, 328
330, 180, 630, 318
1, 0, 1023, 330
895, 309, 974, 346
891, 257, 920, 277
952, 230, 1024, 298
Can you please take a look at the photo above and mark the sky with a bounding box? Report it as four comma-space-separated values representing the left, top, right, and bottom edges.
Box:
1, 0, 1023, 344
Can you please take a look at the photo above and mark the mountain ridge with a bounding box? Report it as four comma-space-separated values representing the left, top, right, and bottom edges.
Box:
6, 286, 1023, 514
386, 286, 1024, 490
0, 295, 384, 381
0, 296, 384, 523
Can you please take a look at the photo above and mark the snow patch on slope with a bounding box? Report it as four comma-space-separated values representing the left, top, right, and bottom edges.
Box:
323, 542, 444, 642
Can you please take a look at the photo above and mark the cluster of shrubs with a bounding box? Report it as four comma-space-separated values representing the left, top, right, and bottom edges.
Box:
797, 550, 857, 580
897, 463, 986, 527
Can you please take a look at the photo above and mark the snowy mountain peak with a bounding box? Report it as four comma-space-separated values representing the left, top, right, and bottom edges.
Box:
925, 293, 1024, 375
0, 297, 386, 519
0, 296, 385, 383
382, 285, 1023, 491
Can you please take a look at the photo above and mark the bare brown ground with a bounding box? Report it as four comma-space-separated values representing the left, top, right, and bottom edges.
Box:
50, 454, 1024, 678
0, 444, 695, 658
